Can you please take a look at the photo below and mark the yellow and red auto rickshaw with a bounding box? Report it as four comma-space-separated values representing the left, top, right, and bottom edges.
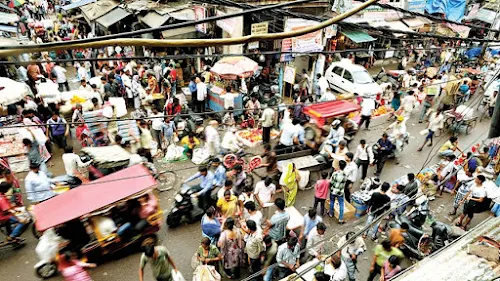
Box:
32, 165, 162, 279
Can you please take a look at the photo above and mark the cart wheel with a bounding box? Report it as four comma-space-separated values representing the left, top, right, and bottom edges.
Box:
466, 122, 475, 135
223, 154, 238, 169
156, 171, 177, 192
35, 262, 57, 279
444, 117, 454, 128
31, 223, 42, 239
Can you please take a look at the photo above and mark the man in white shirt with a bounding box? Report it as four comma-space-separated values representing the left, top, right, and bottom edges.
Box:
325, 255, 348, 281
196, 77, 207, 113
344, 152, 358, 202
359, 97, 375, 130
221, 128, 241, 154
17, 64, 28, 83
260, 107, 275, 144
401, 91, 416, 119
25, 162, 56, 203
148, 106, 164, 148
205, 120, 220, 156
278, 121, 298, 153
62, 146, 91, 176
354, 139, 374, 181
254, 177, 276, 218
78, 79, 92, 92
53, 62, 69, 92
305, 223, 327, 261
320, 90, 336, 102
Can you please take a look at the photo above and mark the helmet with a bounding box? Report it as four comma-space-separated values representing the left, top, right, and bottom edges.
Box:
331, 119, 342, 126
397, 115, 405, 122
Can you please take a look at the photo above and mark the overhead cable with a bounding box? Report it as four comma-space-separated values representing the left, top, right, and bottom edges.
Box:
0, 0, 379, 56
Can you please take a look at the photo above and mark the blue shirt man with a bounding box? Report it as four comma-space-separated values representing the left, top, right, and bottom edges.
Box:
185, 167, 215, 196
212, 159, 226, 188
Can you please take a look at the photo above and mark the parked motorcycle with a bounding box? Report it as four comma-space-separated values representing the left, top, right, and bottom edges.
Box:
34, 228, 64, 279
166, 184, 205, 228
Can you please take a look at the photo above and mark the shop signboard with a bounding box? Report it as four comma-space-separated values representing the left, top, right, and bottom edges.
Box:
324, 24, 338, 39
194, 6, 207, 34
283, 66, 296, 85
249, 22, 268, 49
284, 18, 324, 54
406, 0, 426, 13
280, 38, 293, 62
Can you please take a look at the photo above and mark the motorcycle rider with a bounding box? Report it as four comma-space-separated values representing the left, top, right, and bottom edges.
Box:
184, 166, 215, 210
386, 115, 407, 164
326, 119, 345, 147
374, 133, 395, 176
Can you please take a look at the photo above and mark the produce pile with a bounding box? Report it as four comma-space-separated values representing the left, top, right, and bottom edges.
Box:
236, 128, 279, 147
372, 106, 393, 117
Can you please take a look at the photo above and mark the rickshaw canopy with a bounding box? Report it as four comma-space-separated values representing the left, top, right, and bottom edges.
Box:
34, 164, 157, 231
303, 100, 360, 127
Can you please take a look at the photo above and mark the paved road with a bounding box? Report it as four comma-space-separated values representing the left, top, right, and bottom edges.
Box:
0, 66, 492, 281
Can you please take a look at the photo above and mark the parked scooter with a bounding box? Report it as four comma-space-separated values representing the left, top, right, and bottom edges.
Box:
34, 228, 64, 279
166, 184, 206, 228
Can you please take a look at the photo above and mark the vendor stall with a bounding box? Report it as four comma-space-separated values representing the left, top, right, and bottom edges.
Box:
235, 128, 279, 147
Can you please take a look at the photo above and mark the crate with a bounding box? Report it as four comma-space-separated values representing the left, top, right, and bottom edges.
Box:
325, 198, 356, 221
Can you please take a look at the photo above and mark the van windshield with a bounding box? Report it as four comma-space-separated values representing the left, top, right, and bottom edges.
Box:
352, 70, 373, 84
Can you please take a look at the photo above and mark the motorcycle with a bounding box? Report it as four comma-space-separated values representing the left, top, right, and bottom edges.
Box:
386, 214, 463, 260
34, 228, 64, 279
166, 184, 205, 228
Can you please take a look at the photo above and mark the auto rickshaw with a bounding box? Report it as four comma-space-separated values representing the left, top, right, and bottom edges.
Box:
32, 165, 162, 279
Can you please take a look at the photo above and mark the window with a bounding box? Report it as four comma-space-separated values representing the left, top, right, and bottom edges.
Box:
333, 66, 344, 76
343, 70, 354, 82
352, 70, 373, 84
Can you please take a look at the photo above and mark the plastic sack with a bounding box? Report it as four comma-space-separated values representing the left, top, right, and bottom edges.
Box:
297, 170, 311, 190
193, 265, 221, 281
173, 269, 186, 281
192, 147, 210, 165
35, 228, 63, 262
29, 127, 47, 144
419, 129, 429, 136
165, 145, 185, 161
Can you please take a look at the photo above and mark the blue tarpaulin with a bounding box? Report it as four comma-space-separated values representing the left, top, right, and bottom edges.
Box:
425, 0, 466, 22
465, 47, 482, 59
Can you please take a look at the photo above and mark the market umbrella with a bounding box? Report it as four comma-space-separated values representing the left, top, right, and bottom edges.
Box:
0, 77, 32, 107
8, 0, 25, 8
210, 56, 259, 80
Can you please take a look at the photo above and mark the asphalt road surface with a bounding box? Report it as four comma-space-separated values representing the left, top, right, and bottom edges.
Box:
0, 67, 493, 281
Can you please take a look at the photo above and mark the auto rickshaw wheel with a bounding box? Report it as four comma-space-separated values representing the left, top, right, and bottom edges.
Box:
35, 262, 57, 279
32, 223, 42, 239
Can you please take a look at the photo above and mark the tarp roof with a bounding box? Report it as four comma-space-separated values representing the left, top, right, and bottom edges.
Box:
33, 165, 157, 231
96, 7, 131, 28
161, 26, 197, 38
368, 20, 413, 37
80, 0, 119, 21
341, 28, 376, 43
304, 100, 361, 119
402, 17, 432, 29
62, 0, 96, 11
0, 24, 17, 33
0, 12, 18, 24
140, 11, 170, 28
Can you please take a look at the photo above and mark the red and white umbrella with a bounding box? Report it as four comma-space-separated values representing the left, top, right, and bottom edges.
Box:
210, 56, 259, 80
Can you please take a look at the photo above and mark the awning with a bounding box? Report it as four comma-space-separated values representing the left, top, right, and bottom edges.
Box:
161, 26, 197, 38
80, 0, 119, 21
169, 8, 195, 21
0, 12, 18, 24
341, 28, 376, 43
402, 17, 431, 29
0, 24, 17, 33
140, 11, 170, 28
33, 165, 157, 231
96, 7, 131, 28
368, 20, 413, 37
62, 0, 96, 11
468, 8, 496, 24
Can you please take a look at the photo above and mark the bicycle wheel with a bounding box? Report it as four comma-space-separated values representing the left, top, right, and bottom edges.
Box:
156, 171, 177, 192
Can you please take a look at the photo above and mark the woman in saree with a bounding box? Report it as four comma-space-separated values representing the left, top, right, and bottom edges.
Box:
282, 162, 300, 207
75, 119, 94, 147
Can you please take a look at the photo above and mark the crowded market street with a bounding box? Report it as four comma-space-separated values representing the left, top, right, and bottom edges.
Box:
2, 0, 500, 281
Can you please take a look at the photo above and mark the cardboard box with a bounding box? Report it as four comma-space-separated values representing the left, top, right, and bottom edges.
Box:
325, 198, 356, 221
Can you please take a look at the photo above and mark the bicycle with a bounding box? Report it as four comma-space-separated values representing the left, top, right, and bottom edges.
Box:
155, 170, 178, 192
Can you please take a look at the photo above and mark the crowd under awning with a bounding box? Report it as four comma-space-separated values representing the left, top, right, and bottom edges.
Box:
341, 28, 376, 43
62, 0, 96, 11
96, 7, 131, 28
